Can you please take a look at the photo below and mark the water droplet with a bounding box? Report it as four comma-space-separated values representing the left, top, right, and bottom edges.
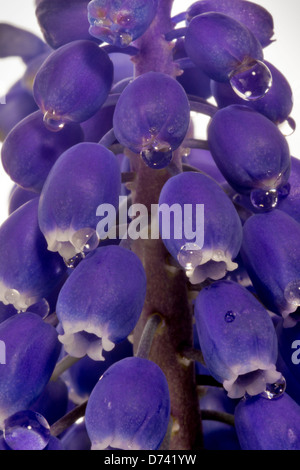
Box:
167, 126, 175, 134
229, 59, 272, 101
261, 376, 286, 400
4, 410, 50, 451
177, 243, 203, 275
71, 228, 99, 254
250, 188, 278, 211
278, 116, 296, 136
4, 289, 20, 305
43, 110, 66, 132
141, 142, 173, 169
64, 252, 85, 269
27, 298, 50, 319
284, 280, 300, 306
224, 310, 236, 323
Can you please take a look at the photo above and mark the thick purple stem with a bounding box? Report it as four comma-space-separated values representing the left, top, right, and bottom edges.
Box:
128, 0, 203, 451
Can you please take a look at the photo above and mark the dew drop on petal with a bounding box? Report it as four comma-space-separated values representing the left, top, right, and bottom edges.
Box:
229, 59, 272, 101
278, 116, 296, 137
141, 143, 173, 169
43, 110, 66, 132
4, 288, 20, 305
284, 280, 300, 306
4, 410, 51, 451
224, 310, 236, 323
177, 243, 203, 276
71, 228, 99, 254
250, 188, 278, 211
261, 376, 286, 400
28, 298, 50, 319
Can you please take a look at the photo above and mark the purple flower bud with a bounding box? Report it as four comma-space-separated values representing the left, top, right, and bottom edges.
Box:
235, 393, 300, 450
85, 357, 170, 450
195, 280, 281, 398
185, 12, 263, 83
0, 198, 66, 311
88, 0, 158, 47
158, 172, 242, 284
0, 313, 61, 427
113, 72, 190, 168
36, 0, 97, 49
33, 40, 114, 129
56, 245, 146, 360
186, 0, 274, 47
1, 111, 84, 193
208, 105, 291, 210
240, 210, 300, 326
211, 61, 293, 125
38, 143, 121, 261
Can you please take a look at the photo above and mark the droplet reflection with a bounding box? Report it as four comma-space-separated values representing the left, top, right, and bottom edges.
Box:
229, 59, 272, 101
261, 376, 286, 400
250, 188, 278, 211
43, 110, 66, 132
4, 410, 51, 451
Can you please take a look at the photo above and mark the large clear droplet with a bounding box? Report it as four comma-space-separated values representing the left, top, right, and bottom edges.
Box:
229, 59, 272, 101
71, 228, 99, 254
278, 116, 296, 137
43, 110, 66, 132
4, 288, 20, 305
284, 280, 300, 306
261, 376, 286, 400
141, 142, 173, 170
177, 243, 203, 276
4, 410, 51, 451
250, 188, 278, 211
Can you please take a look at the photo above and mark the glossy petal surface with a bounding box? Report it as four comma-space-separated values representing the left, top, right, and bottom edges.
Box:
195, 280, 280, 398
85, 357, 170, 450
56, 245, 146, 359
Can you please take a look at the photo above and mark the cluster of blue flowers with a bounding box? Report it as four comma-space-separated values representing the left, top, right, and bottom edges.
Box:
0, 0, 299, 451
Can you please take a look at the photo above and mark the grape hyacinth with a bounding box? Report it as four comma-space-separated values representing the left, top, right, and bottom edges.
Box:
0, 0, 299, 452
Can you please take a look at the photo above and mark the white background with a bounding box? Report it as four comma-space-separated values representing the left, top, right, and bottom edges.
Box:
0, 0, 300, 224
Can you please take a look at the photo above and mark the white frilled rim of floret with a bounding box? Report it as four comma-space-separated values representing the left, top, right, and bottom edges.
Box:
222, 362, 282, 399
180, 248, 238, 285
58, 321, 115, 361
45, 228, 79, 260
44, 226, 99, 261
91, 435, 143, 451
0, 280, 38, 312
